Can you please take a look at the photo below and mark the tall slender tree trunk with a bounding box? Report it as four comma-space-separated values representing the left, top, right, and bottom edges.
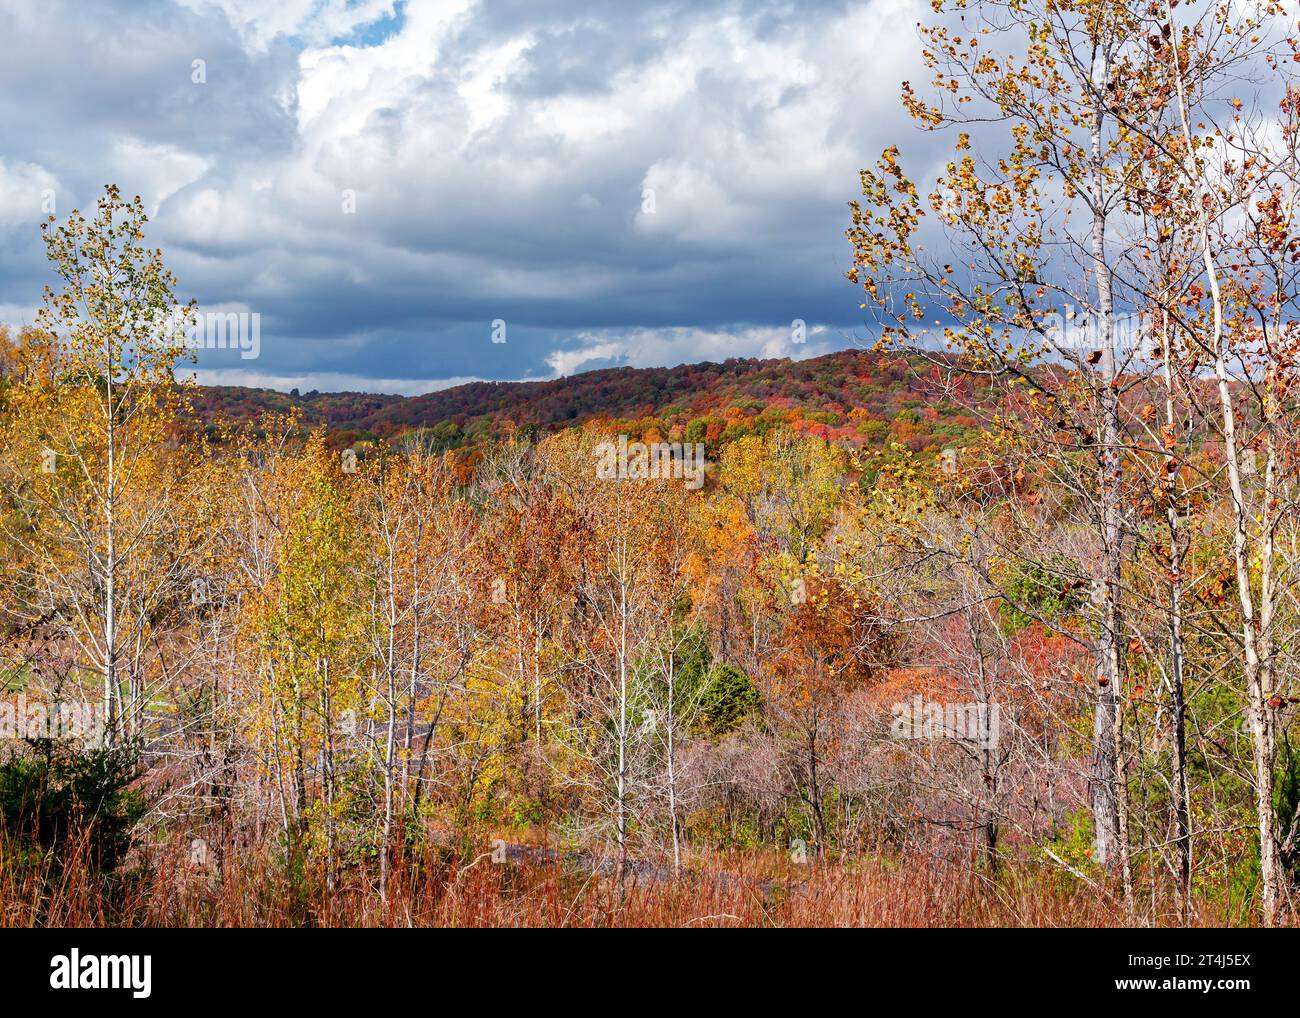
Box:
969, 610, 999, 877
616, 573, 630, 902
1158, 306, 1193, 913
402, 514, 424, 802
103, 352, 119, 747
807, 711, 826, 852
1088, 72, 1132, 909
380, 556, 398, 902
1201, 223, 1282, 924
1162, 0, 1281, 926
320, 653, 338, 894
665, 652, 681, 876
534, 631, 543, 746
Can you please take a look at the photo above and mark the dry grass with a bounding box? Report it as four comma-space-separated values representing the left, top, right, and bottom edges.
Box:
0, 832, 1252, 927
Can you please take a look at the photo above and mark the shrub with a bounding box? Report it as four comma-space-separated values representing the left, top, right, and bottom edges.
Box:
698, 665, 762, 737
0, 740, 148, 875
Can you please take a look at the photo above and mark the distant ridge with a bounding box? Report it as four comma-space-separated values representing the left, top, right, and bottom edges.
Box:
189, 349, 981, 454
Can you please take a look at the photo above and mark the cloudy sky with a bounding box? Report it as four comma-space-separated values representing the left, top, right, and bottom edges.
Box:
0, 0, 935, 394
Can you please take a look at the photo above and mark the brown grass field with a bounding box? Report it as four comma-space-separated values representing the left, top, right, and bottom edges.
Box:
0, 831, 1264, 928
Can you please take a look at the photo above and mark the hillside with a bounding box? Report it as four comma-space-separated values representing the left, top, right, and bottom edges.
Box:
190, 349, 986, 455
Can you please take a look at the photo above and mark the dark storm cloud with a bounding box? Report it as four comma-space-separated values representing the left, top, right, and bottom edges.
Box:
0, 0, 939, 393
0, 0, 297, 162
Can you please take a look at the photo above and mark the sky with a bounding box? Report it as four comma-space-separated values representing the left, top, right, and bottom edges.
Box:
0, 0, 938, 395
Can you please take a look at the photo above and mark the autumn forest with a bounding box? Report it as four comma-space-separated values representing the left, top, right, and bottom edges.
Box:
3, 0, 1300, 933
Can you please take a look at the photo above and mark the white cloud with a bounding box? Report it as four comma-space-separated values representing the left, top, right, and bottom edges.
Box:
158, 0, 928, 263
109, 140, 209, 216
546, 324, 841, 377
0, 158, 59, 231
188, 367, 483, 395
1, 0, 931, 389
177, 0, 401, 50
0, 302, 40, 325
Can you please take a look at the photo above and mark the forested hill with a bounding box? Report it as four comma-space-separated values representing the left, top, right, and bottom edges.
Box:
189, 349, 984, 454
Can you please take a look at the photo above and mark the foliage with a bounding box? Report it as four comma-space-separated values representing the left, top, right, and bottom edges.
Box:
697, 664, 762, 737
0, 741, 148, 874
999, 555, 1085, 635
